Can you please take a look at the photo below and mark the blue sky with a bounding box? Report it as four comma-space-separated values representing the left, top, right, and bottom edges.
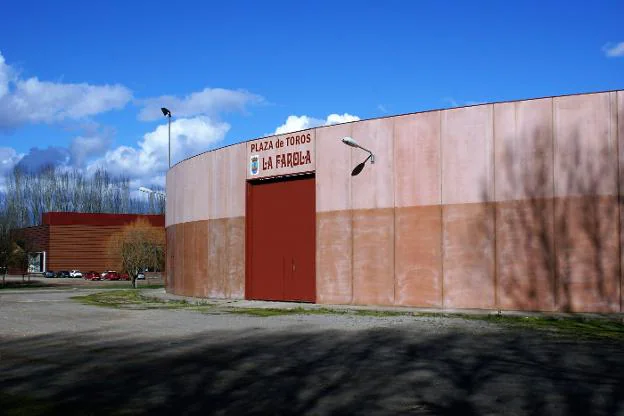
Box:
0, 0, 622, 189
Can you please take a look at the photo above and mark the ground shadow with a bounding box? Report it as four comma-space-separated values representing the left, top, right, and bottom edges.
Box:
1, 326, 623, 415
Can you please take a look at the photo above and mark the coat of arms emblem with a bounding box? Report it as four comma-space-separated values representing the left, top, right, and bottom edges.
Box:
250, 155, 259, 175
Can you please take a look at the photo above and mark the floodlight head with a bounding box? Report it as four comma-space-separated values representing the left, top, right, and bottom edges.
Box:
341, 136, 359, 148
161, 107, 171, 117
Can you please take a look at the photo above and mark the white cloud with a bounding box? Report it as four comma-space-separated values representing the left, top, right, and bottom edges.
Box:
274, 115, 323, 135
0, 147, 22, 191
274, 113, 360, 135
0, 53, 12, 99
442, 97, 483, 108
325, 113, 360, 125
14, 146, 70, 172
0, 146, 22, 175
138, 88, 264, 121
602, 42, 624, 57
443, 97, 459, 107
0, 51, 132, 129
69, 135, 112, 167
87, 116, 229, 180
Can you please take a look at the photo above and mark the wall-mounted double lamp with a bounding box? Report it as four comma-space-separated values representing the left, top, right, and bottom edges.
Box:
341, 137, 375, 176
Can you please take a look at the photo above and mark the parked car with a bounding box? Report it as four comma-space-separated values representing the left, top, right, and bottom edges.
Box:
102, 270, 120, 280
56, 270, 70, 278
119, 272, 130, 281
136, 271, 145, 280
42, 271, 55, 278
69, 270, 83, 278
83, 271, 101, 280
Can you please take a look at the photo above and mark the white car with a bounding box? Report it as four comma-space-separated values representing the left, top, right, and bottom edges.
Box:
69, 270, 83, 278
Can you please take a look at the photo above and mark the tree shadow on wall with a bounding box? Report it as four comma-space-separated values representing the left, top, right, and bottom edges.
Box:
485, 127, 621, 312
0, 327, 623, 415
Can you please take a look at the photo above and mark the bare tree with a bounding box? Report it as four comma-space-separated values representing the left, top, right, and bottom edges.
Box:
108, 218, 165, 288
1, 166, 165, 230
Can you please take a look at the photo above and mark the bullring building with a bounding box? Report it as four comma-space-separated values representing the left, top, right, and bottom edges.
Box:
166, 89, 624, 313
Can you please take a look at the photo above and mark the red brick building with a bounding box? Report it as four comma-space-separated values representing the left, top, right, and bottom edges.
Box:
9, 212, 165, 275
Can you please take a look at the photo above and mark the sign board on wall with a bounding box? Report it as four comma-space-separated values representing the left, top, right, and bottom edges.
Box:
246, 130, 316, 179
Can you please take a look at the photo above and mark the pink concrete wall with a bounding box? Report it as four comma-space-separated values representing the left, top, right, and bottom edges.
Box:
351, 118, 395, 306
553, 93, 619, 312
619, 91, 624, 313
166, 143, 246, 299
494, 98, 555, 311
440, 105, 495, 309
394, 112, 442, 307
167, 90, 623, 312
315, 122, 353, 304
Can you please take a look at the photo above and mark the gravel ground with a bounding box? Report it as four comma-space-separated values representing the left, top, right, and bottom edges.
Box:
1, 289, 623, 415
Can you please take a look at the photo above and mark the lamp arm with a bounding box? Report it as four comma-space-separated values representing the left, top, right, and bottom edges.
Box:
358, 146, 375, 164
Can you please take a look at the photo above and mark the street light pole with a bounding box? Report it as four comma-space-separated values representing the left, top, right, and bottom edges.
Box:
161, 107, 172, 168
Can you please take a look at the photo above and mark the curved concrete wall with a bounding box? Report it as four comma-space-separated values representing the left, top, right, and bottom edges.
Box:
167, 90, 624, 312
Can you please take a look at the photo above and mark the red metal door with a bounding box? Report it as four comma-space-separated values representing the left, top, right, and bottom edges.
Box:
246, 175, 316, 302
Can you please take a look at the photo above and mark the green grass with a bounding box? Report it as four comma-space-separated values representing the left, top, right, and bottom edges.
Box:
463, 313, 624, 340
71, 290, 624, 340
86, 283, 165, 290
0, 281, 66, 290
72, 290, 184, 309
72, 290, 213, 312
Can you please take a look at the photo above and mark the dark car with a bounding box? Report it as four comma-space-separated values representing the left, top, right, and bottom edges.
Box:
83, 271, 101, 281
56, 270, 70, 278
42, 271, 55, 278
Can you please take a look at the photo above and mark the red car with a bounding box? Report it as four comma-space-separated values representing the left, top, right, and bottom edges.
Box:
83, 271, 101, 281
101, 270, 120, 280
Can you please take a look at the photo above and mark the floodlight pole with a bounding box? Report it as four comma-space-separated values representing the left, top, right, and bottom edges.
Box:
139, 187, 166, 198
161, 107, 172, 168
167, 113, 171, 168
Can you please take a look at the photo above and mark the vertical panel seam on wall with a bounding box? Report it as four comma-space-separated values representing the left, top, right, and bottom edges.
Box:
313, 128, 319, 301
180, 223, 184, 296
245, 182, 251, 299
392, 118, 396, 305
492, 104, 498, 309
616, 93, 622, 313
350, 127, 355, 304
439, 110, 445, 308
226, 216, 231, 299
552, 97, 559, 311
